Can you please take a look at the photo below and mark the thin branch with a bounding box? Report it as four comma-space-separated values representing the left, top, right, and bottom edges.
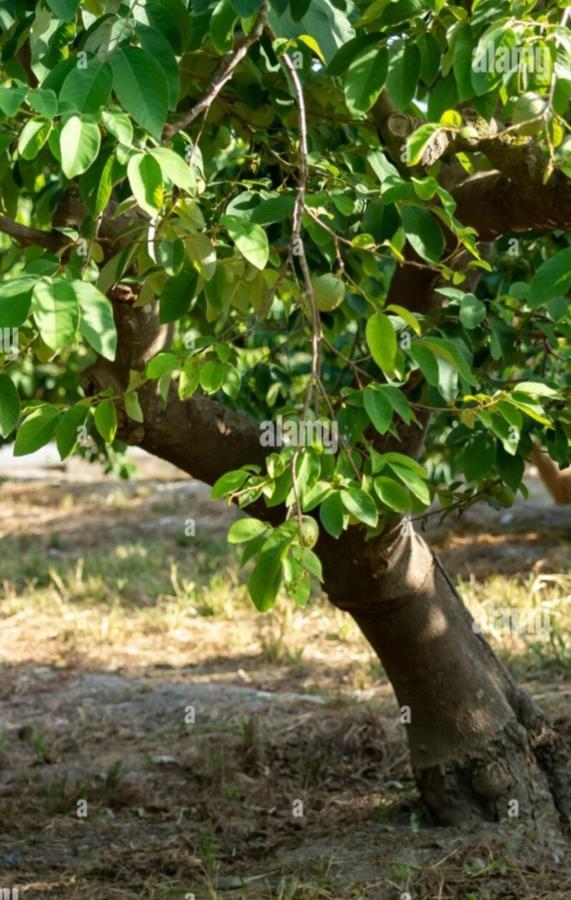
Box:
0, 215, 65, 252
270, 32, 322, 420
163, 4, 268, 141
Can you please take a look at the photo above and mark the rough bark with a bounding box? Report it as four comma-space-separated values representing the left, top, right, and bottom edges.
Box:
80, 300, 571, 831
318, 517, 571, 827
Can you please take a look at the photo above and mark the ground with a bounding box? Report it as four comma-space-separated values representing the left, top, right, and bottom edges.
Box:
0, 452, 569, 899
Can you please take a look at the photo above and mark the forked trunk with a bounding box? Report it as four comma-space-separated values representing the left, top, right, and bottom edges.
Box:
318, 518, 571, 828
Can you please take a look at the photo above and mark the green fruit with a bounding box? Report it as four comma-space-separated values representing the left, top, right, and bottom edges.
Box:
311, 273, 346, 313
213, 125, 232, 150
495, 485, 515, 508
512, 93, 546, 136
299, 516, 319, 549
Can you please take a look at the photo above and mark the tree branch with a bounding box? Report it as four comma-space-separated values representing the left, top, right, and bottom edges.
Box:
371, 92, 571, 236
162, 3, 268, 141
0, 215, 65, 251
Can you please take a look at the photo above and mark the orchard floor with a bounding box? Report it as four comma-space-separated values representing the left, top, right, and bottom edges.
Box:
0, 453, 570, 899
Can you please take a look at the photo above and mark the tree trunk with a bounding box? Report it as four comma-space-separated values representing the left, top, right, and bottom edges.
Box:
87, 329, 570, 830
318, 517, 571, 828
532, 447, 571, 505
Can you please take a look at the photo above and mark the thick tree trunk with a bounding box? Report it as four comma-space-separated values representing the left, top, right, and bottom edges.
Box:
86, 326, 570, 830
318, 517, 571, 828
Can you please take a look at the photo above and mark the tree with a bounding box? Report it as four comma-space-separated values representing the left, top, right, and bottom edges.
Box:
0, 0, 570, 827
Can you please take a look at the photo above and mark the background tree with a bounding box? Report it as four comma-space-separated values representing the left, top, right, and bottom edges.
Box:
0, 0, 570, 827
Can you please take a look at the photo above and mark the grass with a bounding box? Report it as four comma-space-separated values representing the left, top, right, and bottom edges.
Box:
1, 524, 568, 682
0, 476, 570, 899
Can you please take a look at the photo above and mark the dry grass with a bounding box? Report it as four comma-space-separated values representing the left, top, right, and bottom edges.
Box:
0, 472, 569, 898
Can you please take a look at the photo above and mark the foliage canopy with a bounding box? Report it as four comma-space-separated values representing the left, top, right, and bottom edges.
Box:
0, 0, 570, 610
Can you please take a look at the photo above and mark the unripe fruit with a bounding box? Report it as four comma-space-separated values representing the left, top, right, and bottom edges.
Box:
298, 516, 319, 549
512, 93, 547, 136
311, 273, 346, 312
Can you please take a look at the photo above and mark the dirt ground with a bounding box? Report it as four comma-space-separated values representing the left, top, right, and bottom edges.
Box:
0, 453, 570, 899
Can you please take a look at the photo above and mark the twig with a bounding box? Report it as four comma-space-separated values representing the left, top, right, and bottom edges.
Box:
163, 4, 268, 141
269, 30, 322, 419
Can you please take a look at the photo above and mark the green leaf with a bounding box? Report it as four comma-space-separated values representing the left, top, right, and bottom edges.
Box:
0, 85, 27, 117
344, 45, 389, 115
146, 351, 179, 379
301, 547, 322, 580
512, 382, 557, 398
388, 463, 430, 505
55, 404, 88, 460
14, 406, 60, 456
229, 0, 262, 16
135, 23, 180, 111
268, 0, 354, 65
341, 487, 378, 527
150, 147, 195, 194
92, 151, 116, 217
381, 385, 413, 423
408, 342, 439, 386
421, 337, 477, 386
159, 269, 198, 324
385, 303, 421, 335
374, 476, 411, 512
185, 233, 217, 281
127, 153, 164, 215
470, 25, 506, 96
363, 385, 393, 434
459, 293, 486, 329
125, 392, 144, 423
46, 0, 79, 19
250, 194, 296, 225
290, 0, 311, 21
32, 280, 79, 352
221, 215, 269, 270
228, 518, 267, 543
73, 281, 117, 361
212, 468, 249, 500
28, 88, 58, 118
110, 47, 169, 141
405, 122, 442, 166
453, 25, 475, 102
178, 360, 201, 400
528, 249, 571, 308
319, 491, 345, 538
248, 547, 283, 612
0, 278, 35, 327
0, 374, 21, 438
59, 59, 112, 114
365, 312, 397, 374
400, 205, 445, 262
60, 116, 101, 178
101, 109, 133, 146
18, 118, 51, 160
378, 452, 427, 478
94, 399, 117, 443
385, 39, 420, 111
200, 359, 225, 393
210, 0, 238, 54
463, 431, 496, 481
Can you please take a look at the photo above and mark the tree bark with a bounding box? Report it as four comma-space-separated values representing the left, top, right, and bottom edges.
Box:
317, 517, 571, 827
81, 336, 571, 830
